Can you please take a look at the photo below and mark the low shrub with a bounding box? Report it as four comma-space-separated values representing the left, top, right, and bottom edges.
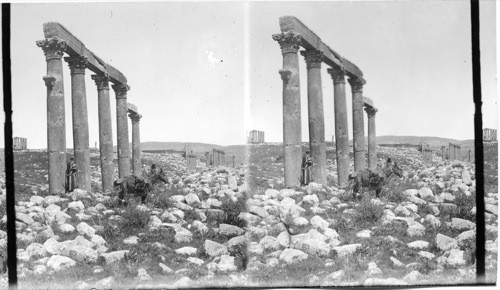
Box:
355, 196, 384, 224
121, 204, 151, 232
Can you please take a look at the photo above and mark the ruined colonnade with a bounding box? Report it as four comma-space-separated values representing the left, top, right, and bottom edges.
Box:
448, 143, 462, 161
37, 22, 142, 194
273, 16, 378, 187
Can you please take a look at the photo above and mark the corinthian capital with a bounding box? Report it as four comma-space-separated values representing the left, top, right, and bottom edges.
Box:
129, 113, 142, 124
42, 76, 56, 88
348, 77, 366, 92
272, 31, 302, 54
301, 49, 323, 69
112, 83, 130, 99
327, 67, 346, 84
36, 37, 67, 60
364, 107, 378, 117
64, 55, 88, 74
91, 74, 110, 90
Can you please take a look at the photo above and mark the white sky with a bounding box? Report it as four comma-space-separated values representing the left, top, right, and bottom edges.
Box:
1, 1, 498, 148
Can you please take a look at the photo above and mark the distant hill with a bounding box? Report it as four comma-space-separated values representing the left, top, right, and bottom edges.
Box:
376, 136, 475, 149
139, 142, 227, 153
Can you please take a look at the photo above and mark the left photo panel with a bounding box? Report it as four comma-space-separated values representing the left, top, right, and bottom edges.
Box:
6, 3, 250, 288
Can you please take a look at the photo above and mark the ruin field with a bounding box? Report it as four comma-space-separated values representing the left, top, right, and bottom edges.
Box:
0, 142, 497, 288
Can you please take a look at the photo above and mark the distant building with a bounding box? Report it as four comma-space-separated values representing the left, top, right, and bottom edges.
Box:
248, 130, 265, 144
483, 128, 497, 141
13, 137, 27, 150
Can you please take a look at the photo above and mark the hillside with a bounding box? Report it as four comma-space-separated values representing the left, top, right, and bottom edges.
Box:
376, 136, 475, 148
132, 142, 226, 153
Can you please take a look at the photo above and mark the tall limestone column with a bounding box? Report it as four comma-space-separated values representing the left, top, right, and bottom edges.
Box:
129, 113, 142, 176
112, 84, 131, 178
365, 106, 378, 170
36, 37, 67, 195
92, 74, 114, 193
348, 77, 367, 172
273, 31, 302, 187
327, 67, 349, 187
301, 49, 326, 185
65, 55, 91, 191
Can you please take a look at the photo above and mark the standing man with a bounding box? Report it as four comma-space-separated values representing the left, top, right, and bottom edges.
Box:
65, 157, 78, 193
301, 150, 313, 186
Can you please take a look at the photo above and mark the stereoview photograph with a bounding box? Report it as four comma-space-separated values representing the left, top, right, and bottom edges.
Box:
0, 1, 497, 288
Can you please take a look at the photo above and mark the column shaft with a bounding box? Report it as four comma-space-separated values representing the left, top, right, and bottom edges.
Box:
302, 49, 326, 185
366, 107, 378, 170
273, 31, 302, 187
113, 84, 131, 178
349, 77, 367, 171
92, 74, 114, 193
37, 37, 67, 195
328, 67, 349, 187
130, 114, 142, 176
66, 56, 91, 191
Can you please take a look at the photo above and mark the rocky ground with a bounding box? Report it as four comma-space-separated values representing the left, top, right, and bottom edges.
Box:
0, 143, 497, 288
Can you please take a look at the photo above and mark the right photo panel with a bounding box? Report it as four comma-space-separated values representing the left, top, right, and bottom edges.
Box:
245, 0, 497, 287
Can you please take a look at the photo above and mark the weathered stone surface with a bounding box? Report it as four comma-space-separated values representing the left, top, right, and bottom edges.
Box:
76, 222, 96, 237
259, 236, 281, 252
450, 218, 475, 230
279, 248, 308, 264
204, 240, 228, 257
436, 234, 458, 251
100, 250, 129, 264
47, 255, 76, 271
175, 246, 198, 256
217, 224, 245, 238
333, 244, 361, 258
407, 240, 429, 250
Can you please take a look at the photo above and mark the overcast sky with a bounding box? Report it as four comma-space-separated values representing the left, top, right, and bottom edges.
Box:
1, 1, 497, 149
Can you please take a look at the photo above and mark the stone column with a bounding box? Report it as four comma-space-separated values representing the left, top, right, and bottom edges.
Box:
112, 84, 131, 178
348, 77, 367, 172
365, 106, 378, 170
129, 113, 142, 176
65, 55, 91, 191
273, 31, 302, 187
37, 37, 67, 195
92, 74, 114, 193
301, 49, 326, 185
327, 67, 349, 187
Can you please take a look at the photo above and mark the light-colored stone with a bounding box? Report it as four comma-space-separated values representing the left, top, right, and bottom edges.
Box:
310, 215, 329, 231
76, 222, 96, 238
259, 236, 281, 252
175, 246, 198, 256
159, 263, 174, 274
204, 240, 228, 257
216, 255, 237, 272
436, 234, 458, 251
407, 240, 429, 249
123, 236, 139, 245
333, 244, 362, 258
450, 218, 475, 230
47, 255, 76, 271
356, 230, 372, 239
100, 250, 129, 264
366, 262, 382, 276
279, 248, 308, 264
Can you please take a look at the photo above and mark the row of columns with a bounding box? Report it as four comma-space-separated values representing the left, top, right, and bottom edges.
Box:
37, 36, 138, 195
13, 137, 27, 150
211, 149, 226, 167
483, 128, 497, 141
273, 31, 377, 188
248, 130, 265, 144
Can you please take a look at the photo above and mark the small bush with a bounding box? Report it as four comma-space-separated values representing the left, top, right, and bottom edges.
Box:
382, 177, 419, 203
453, 191, 476, 221
355, 196, 384, 224
148, 186, 180, 209
121, 205, 151, 232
